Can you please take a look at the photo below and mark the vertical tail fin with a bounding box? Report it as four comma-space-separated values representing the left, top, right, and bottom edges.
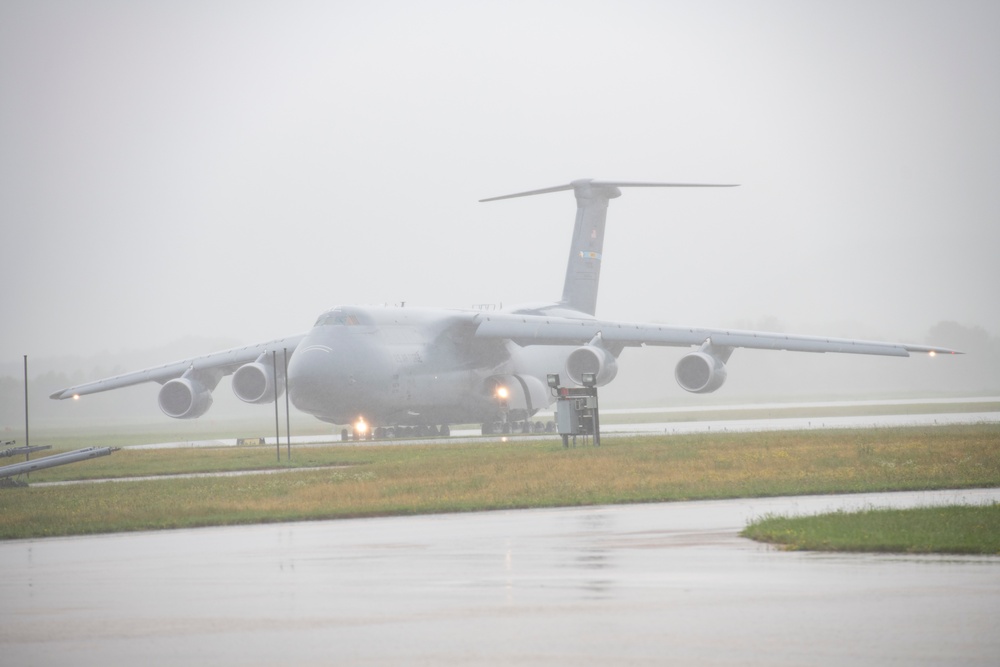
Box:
481, 179, 737, 315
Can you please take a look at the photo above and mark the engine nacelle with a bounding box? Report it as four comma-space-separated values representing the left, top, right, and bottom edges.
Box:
158, 377, 214, 419
675, 351, 728, 394
232, 362, 283, 404
565, 345, 619, 386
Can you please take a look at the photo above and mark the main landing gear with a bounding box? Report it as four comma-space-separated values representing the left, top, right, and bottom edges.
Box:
341, 425, 453, 441
480, 420, 555, 436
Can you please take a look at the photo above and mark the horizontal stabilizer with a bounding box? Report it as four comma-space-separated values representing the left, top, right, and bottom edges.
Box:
480, 179, 738, 202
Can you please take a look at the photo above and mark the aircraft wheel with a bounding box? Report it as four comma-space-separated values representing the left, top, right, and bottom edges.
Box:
341, 428, 349, 441
440, 425, 450, 436
501, 422, 511, 434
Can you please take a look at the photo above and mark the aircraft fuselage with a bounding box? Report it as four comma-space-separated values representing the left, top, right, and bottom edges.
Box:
287, 304, 566, 426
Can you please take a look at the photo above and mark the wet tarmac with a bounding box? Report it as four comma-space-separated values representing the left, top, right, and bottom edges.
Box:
131, 403, 1000, 450
2, 489, 999, 666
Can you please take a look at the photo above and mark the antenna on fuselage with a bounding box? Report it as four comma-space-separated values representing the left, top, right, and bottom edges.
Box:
480, 179, 737, 316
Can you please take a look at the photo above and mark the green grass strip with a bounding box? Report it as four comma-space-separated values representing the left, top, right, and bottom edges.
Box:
742, 504, 1000, 554
1, 423, 998, 540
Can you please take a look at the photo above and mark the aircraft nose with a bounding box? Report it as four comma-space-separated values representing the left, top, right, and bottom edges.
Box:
287, 342, 339, 415
286, 328, 393, 422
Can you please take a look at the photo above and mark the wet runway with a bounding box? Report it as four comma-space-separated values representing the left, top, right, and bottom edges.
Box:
2, 489, 999, 666
131, 396, 1000, 449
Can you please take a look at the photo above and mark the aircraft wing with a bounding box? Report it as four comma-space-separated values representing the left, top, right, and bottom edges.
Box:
473, 312, 961, 357
49, 334, 307, 400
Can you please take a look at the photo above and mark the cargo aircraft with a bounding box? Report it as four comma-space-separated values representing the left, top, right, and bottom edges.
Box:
51, 179, 959, 436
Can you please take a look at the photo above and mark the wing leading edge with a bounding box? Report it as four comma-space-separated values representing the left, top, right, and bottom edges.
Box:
49, 334, 307, 400
473, 312, 961, 357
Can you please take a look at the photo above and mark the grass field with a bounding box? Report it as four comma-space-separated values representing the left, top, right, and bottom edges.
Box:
1, 423, 998, 541
743, 503, 1000, 554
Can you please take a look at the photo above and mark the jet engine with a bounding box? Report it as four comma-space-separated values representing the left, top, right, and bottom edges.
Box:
232, 361, 283, 404
158, 377, 214, 419
565, 345, 618, 386
674, 345, 732, 394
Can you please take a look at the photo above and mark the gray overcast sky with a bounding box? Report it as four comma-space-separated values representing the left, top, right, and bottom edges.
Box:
2, 0, 998, 361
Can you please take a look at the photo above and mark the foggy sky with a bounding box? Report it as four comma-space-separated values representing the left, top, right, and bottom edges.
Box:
2, 0, 998, 365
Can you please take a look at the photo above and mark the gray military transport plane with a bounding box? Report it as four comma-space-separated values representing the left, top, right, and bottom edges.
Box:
51, 179, 959, 436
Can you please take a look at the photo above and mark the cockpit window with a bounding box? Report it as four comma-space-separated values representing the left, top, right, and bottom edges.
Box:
314, 310, 361, 326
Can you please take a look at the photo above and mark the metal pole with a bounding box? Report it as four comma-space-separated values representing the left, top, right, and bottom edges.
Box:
272, 350, 280, 462
592, 389, 601, 447
23, 355, 29, 460
283, 347, 291, 460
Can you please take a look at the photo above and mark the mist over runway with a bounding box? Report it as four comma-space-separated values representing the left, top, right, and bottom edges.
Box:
121, 396, 1000, 450
2, 5, 998, 658
2, 489, 998, 666
2, 2, 998, 415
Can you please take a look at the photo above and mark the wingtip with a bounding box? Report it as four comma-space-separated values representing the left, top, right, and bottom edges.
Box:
49, 388, 81, 400
922, 347, 964, 357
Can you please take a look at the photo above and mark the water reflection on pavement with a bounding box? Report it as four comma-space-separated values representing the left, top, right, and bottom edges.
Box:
2, 489, 999, 666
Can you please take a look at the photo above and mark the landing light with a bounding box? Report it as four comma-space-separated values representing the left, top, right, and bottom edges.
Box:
354, 417, 368, 435
73, 394, 80, 400
496, 386, 509, 400
929, 350, 937, 357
